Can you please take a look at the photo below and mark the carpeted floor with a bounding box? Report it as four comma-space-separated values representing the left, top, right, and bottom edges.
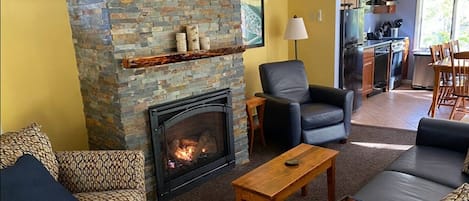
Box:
171, 125, 416, 201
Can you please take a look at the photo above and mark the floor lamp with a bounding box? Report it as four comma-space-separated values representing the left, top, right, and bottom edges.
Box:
284, 15, 309, 60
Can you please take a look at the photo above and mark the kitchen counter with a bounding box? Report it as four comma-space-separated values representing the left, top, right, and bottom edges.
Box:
363, 40, 392, 48
363, 36, 409, 48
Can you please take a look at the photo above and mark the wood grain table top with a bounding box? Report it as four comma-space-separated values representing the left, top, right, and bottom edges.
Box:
232, 143, 339, 198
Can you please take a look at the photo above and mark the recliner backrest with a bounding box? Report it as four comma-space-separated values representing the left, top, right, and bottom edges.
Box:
259, 60, 312, 103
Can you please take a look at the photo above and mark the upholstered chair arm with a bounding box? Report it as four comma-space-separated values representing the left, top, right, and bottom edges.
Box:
255, 93, 302, 148
55, 150, 146, 195
416, 118, 469, 153
308, 85, 354, 136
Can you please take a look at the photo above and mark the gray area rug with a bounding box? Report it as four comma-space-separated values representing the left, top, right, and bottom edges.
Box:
172, 124, 416, 201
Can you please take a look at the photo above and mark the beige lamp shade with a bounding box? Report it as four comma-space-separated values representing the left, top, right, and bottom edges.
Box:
284, 16, 308, 40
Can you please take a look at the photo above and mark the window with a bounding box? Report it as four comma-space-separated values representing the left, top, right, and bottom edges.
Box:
415, 0, 469, 50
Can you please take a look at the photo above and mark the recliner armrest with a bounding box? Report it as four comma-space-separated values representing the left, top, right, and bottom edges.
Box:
308, 84, 353, 108
416, 118, 469, 153
308, 85, 354, 136
255, 93, 302, 148
255, 93, 296, 105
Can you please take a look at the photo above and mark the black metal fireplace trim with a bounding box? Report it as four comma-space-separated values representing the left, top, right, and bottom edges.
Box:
148, 88, 235, 201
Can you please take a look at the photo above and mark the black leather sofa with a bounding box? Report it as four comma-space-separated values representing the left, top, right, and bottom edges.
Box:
354, 118, 469, 201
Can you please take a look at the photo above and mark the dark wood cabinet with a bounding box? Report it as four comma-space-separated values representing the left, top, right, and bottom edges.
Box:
363, 47, 375, 97
402, 38, 410, 79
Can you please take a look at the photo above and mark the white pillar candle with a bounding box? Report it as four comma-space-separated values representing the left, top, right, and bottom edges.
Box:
176, 33, 187, 53
186, 25, 200, 51
200, 36, 210, 50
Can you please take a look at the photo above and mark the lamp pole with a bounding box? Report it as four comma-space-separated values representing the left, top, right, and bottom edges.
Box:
294, 40, 298, 60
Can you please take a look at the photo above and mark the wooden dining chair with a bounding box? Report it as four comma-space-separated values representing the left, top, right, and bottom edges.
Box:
428, 44, 454, 115
441, 42, 453, 58
450, 40, 460, 54
449, 51, 469, 120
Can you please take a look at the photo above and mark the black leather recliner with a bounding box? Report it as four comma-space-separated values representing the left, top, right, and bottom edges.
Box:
255, 60, 354, 148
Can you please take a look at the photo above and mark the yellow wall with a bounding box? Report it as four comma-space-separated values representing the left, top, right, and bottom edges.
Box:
1, 0, 337, 150
288, 0, 337, 86
243, 0, 289, 97
243, 0, 338, 97
1, 0, 88, 150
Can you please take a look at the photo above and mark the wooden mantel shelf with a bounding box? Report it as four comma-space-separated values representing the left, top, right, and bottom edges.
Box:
122, 45, 246, 68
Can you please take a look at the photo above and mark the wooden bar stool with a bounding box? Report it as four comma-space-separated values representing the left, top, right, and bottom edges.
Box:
245, 96, 266, 155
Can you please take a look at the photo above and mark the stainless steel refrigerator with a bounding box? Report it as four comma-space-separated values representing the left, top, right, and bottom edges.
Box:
339, 8, 364, 111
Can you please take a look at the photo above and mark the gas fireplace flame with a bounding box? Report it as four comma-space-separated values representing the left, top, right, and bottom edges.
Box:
168, 131, 218, 166
174, 145, 197, 161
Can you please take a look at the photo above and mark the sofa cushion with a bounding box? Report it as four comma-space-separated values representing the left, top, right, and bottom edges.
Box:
0, 122, 59, 180
385, 146, 469, 188
463, 149, 469, 175
441, 183, 469, 201
0, 154, 77, 201
354, 171, 454, 201
300, 103, 343, 129
73, 189, 146, 201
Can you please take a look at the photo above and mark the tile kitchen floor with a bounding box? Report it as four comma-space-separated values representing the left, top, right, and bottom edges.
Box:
352, 84, 467, 131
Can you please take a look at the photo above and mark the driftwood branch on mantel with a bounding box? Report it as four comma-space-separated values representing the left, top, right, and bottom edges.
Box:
122, 45, 246, 68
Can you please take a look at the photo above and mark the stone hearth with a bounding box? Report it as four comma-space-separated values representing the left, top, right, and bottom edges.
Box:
66, 0, 249, 200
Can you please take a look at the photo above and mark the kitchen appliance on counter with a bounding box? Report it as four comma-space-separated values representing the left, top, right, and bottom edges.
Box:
339, 7, 364, 111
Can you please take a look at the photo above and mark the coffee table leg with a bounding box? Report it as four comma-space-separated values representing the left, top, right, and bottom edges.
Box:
327, 159, 336, 201
301, 185, 308, 196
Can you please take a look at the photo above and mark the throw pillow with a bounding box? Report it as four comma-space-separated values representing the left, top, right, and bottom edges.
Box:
463, 148, 469, 175
0, 154, 78, 201
0, 122, 59, 180
440, 183, 469, 201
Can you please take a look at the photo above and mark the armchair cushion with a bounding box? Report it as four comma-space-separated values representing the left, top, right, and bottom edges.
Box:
56, 151, 145, 194
0, 154, 77, 201
300, 103, 344, 129
0, 122, 59, 180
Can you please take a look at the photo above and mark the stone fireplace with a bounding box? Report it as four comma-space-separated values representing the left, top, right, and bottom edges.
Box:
66, 0, 249, 200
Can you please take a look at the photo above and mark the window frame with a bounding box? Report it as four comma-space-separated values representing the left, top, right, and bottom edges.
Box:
414, 0, 460, 50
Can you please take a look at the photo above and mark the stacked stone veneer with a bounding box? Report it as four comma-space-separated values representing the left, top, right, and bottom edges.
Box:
66, 0, 248, 200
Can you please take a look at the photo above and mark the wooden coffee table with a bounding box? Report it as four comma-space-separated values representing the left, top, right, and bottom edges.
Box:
232, 143, 339, 201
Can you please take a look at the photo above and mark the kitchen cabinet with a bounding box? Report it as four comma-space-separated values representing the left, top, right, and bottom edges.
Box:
341, 0, 359, 8
364, 0, 397, 14
372, 5, 396, 14
363, 47, 375, 97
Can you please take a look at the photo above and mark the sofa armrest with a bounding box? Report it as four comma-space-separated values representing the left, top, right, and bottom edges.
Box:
55, 150, 145, 194
416, 118, 469, 153
308, 85, 354, 135
255, 93, 302, 148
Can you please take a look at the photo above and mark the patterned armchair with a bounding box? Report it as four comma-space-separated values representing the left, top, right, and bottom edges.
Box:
0, 123, 146, 201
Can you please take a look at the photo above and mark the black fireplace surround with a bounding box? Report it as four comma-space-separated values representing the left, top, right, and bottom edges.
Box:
148, 89, 235, 200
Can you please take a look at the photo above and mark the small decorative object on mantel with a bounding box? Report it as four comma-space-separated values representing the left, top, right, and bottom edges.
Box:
121, 45, 246, 68
200, 37, 210, 50
186, 25, 200, 51
176, 33, 187, 53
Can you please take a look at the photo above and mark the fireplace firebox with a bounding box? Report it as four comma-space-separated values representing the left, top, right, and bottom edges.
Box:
149, 89, 235, 200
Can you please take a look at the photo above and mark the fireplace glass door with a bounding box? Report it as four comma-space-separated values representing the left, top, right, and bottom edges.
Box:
162, 109, 227, 180
149, 89, 235, 200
